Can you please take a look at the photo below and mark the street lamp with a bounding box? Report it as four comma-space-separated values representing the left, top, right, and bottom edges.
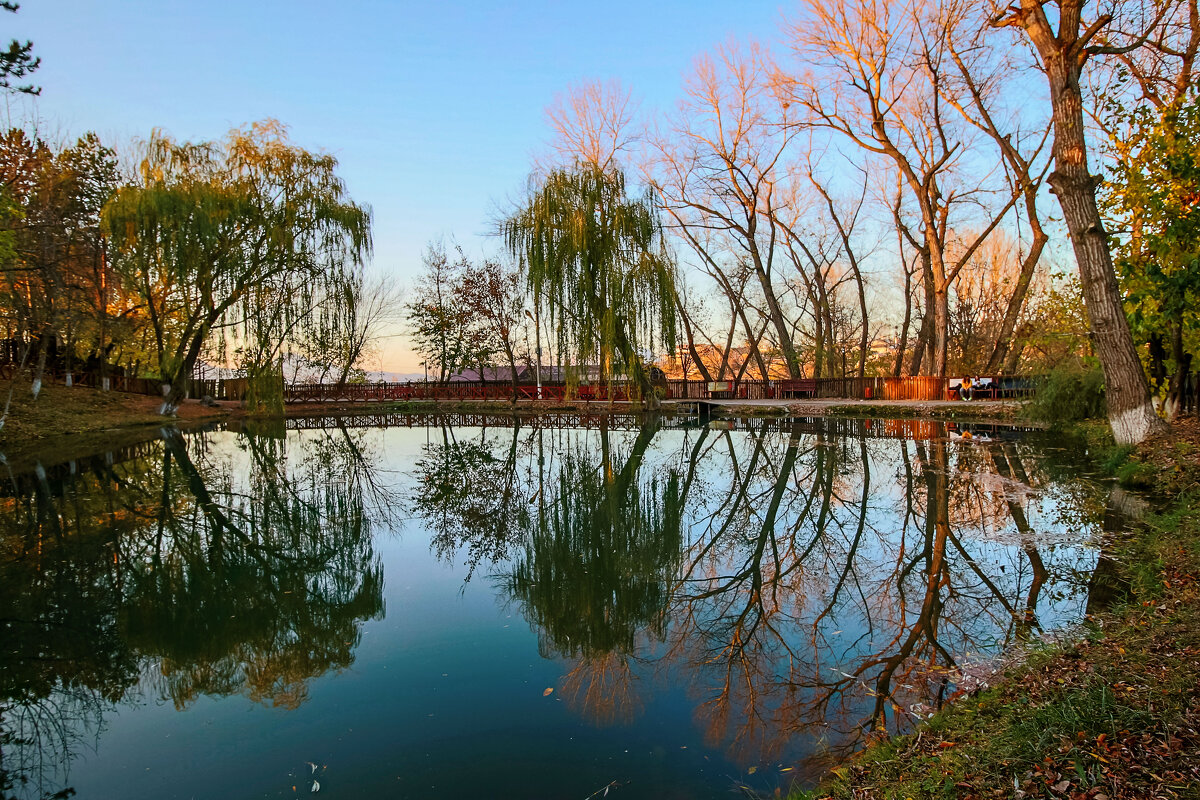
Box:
525, 308, 542, 400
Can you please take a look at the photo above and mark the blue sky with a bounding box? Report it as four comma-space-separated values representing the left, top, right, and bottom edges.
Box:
11, 1, 787, 371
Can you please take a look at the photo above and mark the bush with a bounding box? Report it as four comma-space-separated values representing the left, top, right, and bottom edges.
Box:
1024, 362, 1107, 425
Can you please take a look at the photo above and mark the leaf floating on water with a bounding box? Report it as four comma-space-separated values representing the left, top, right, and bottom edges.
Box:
543, 687, 554, 697
305, 762, 318, 774
747, 766, 757, 774
311, 779, 320, 793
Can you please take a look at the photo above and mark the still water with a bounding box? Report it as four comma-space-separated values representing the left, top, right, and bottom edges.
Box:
1, 414, 1120, 799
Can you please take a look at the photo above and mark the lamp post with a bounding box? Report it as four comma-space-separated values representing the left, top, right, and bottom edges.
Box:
525, 308, 542, 400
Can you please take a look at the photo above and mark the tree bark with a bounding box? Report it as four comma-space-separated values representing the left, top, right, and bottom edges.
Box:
1003, 0, 1165, 445
1046, 77, 1162, 442
674, 294, 713, 383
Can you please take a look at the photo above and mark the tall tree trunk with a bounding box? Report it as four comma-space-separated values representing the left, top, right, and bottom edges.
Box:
984, 230, 1048, 373
1045, 72, 1163, 443
749, 251, 801, 379
1003, 0, 1165, 445
894, 261, 913, 378
1166, 323, 1191, 421
1003, 323, 1029, 374
674, 294, 713, 383
31, 326, 51, 399
909, 313, 929, 377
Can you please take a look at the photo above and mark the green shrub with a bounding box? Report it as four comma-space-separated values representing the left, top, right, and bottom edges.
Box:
1024, 362, 1107, 425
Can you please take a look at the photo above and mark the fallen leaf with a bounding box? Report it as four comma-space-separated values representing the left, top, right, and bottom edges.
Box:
747, 766, 757, 774
543, 687, 554, 697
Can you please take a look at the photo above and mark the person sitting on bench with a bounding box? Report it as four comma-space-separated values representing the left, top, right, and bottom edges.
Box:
961, 376, 974, 401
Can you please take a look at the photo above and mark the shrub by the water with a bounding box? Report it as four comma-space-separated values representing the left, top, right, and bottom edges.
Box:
1024, 362, 1107, 424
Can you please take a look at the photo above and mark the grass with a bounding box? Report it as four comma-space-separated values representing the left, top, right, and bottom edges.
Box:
0, 380, 229, 458
795, 417, 1200, 800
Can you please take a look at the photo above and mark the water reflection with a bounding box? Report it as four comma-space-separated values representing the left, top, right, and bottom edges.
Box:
1, 416, 1113, 798
0, 425, 385, 799
415, 418, 1105, 779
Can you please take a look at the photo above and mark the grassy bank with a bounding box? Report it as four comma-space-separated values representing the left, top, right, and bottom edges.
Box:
797, 418, 1200, 800
0, 384, 659, 461
0, 383, 231, 458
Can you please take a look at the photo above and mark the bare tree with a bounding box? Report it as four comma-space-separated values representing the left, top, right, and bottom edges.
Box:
457, 256, 526, 401
991, 0, 1168, 443
781, 0, 1023, 376
648, 43, 806, 379
542, 78, 643, 173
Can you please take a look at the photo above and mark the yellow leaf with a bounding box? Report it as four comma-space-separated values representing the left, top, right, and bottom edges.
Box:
543, 687, 554, 696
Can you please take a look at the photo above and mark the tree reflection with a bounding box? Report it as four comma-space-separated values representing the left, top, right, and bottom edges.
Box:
413, 421, 532, 579
503, 420, 684, 657
661, 424, 1102, 774
403, 415, 1106, 779
504, 420, 691, 726
0, 424, 385, 798
415, 417, 1104, 780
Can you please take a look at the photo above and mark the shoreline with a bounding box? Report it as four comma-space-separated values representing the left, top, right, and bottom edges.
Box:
796, 418, 1200, 800
0, 386, 1032, 475
0, 384, 1030, 463
5, 385, 1194, 796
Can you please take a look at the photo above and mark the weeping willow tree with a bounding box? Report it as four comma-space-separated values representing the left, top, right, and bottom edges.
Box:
103, 121, 372, 414
503, 164, 677, 407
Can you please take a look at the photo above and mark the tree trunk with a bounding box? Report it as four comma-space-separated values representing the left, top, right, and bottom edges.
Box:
1166, 324, 1192, 421
985, 230, 1048, 374
1045, 71, 1163, 443
752, 265, 801, 379
894, 262, 913, 377
1003, 323, 1028, 374
932, 283, 949, 376
674, 295, 713, 383
909, 313, 929, 377
1007, 1, 1165, 445
30, 327, 50, 399
160, 325, 211, 416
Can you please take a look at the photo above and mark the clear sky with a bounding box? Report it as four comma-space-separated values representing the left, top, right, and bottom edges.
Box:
10, 0, 787, 373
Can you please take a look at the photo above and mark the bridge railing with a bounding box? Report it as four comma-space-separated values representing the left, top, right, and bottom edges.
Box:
665, 375, 1035, 402
277, 376, 1037, 404
25, 371, 1039, 405
282, 381, 634, 404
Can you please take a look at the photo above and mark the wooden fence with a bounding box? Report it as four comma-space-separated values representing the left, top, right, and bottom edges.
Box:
28, 369, 1040, 406
280, 375, 1035, 404
283, 381, 631, 404
665, 375, 1034, 402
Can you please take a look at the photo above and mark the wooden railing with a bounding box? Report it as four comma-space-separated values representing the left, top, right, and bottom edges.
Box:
283, 381, 632, 404
25, 369, 1040, 405
665, 375, 1035, 402
279, 376, 1036, 405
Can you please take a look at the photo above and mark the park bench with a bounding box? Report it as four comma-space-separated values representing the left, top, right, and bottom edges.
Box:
948, 377, 997, 401
779, 379, 817, 398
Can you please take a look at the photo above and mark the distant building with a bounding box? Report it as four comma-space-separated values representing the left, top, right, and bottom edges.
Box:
445, 364, 605, 383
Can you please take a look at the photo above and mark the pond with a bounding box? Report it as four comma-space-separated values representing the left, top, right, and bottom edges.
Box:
0, 413, 1124, 799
